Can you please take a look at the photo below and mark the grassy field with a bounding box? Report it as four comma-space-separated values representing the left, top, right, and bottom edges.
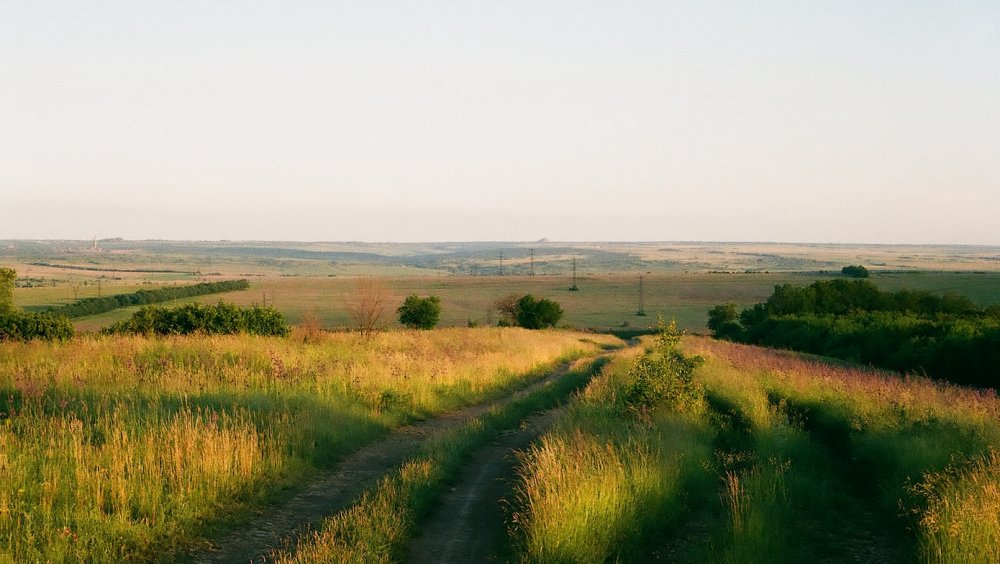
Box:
0, 328, 616, 562
15, 271, 1000, 335
509, 333, 1000, 562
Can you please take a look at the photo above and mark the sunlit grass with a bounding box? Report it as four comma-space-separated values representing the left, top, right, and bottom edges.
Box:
0, 328, 616, 562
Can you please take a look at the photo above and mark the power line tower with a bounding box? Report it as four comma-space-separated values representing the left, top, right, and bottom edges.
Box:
636, 274, 647, 316
569, 258, 579, 291
499, 251, 504, 276
529, 249, 535, 276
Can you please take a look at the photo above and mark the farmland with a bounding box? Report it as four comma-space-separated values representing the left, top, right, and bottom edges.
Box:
6, 241, 1000, 334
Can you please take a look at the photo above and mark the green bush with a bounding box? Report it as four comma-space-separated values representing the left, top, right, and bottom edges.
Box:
515, 295, 564, 329
841, 265, 870, 278
102, 301, 289, 336
0, 310, 74, 341
397, 295, 441, 329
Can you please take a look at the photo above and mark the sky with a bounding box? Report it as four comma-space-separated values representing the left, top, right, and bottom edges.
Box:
2, 1, 998, 244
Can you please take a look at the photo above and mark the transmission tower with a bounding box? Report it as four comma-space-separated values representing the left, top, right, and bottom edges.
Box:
569, 258, 579, 291
636, 274, 646, 316
499, 251, 504, 276
529, 249, 535, 276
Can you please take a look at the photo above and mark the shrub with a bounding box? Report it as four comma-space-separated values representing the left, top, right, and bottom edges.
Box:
0, 310, 74, 341
515, 295, 564, 329
102, 302, 290, 336
397, 295, 442, 330
0, 267, 15, 312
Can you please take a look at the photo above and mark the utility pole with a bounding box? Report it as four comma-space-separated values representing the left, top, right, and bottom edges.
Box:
499, 251, 504, 276
569, 258, 579, 291
636, 274, 646, 316
529, 249, 535, 277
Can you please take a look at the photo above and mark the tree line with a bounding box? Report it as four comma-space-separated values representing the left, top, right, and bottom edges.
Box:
38, 279, 250, 318
708, 279, 1000, 388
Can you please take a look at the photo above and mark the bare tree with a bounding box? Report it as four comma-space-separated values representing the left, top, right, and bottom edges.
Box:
493, 293, 520, 326
347, 278, 389, 338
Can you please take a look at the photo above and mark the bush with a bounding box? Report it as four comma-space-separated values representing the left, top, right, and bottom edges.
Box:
397, 295, 441, 330
102, 301, 290, 336
0, 310, 74, 341
39, 279, 250, 318
0, 267, 15, 312
515, 295, 564, 329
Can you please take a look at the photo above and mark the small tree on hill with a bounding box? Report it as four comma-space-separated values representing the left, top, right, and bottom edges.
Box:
397, 294, 441, 329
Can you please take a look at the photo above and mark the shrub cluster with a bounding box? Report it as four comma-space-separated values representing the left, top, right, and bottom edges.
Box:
494, 294, 564, 329
0, 310, 75, 341
102, 301, 289, 336
621, 320, 704, 419
708, 279, 1000, 388
41, 279, 250, 318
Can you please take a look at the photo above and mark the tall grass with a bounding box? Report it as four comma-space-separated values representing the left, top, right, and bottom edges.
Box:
272, 357, 606, 563
689, 336, 1000, 562
512, 342, 715, 563
0, 328, 615, 562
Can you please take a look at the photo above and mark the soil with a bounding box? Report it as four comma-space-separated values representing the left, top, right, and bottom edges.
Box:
404, 408, 561, 564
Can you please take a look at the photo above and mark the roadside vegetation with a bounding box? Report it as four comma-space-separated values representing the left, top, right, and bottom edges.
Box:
0, 327, 612, 562
509, 326, 1000, 562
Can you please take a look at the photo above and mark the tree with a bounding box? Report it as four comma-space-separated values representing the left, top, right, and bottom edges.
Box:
347, 278, 389, 338
515, 294, 564, 329
493, 293, 520, 326
707, 303, 742, 340
0, 267, 15, 313
397, 294, 441, 329
841, 265, 870, 278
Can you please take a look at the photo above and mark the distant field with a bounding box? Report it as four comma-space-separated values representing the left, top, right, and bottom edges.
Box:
6, 240, 1000, 333
42, 271, 1000, 334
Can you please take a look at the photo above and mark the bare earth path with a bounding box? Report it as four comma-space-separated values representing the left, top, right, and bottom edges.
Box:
405, 402, 563, 564
190, 360, 582, 564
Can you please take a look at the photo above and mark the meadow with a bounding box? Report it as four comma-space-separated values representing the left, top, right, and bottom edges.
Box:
509, 333, 1000, 562
0, 328, 615, 562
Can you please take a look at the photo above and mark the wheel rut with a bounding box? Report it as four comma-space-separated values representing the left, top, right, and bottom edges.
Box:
404, 401, 564, 564
189, 359, 583, 564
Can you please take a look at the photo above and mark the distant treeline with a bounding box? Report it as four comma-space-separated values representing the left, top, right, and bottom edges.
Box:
29, 262, 195, 274
708, 279, 1000, 388
41, 279, 250, 318
102, 302, 289, 336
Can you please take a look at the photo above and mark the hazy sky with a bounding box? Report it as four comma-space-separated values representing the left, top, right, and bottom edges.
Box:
2, 1, 998, 243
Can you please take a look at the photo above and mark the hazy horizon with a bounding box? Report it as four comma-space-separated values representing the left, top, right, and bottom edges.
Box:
3, 2, 998, 244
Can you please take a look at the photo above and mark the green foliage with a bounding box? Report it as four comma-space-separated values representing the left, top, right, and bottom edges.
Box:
841, 265, 870, 278
39, 279, 250, 318
0, 310, 74, 341
707, 303, 742, 340
0, 266, 15, 312
708, 280, 1000, 387
102, 301, 290, 336
396, 294, 441, 330
514, 294, 564, 329
621, 319, 704, 419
